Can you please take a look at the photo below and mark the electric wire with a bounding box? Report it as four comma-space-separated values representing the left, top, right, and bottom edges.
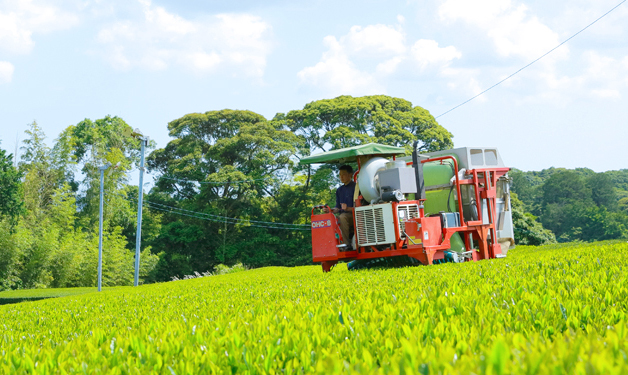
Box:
124, 165, 273, 185
121, 168, 308, 229
109, 192, 311, 230
144, 199, 310, 228
155, 175, 271, 185
435, 0, 626, 119
143, 203, 310, 231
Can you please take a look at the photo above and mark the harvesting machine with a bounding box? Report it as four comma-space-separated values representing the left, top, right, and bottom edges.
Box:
301, 143, 515, 272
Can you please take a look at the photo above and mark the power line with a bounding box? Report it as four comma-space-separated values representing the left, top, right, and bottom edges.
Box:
125, 166, 272, 185
435, 0, 626, 119
109, 192, 311, 230
145, 199, 310, 228
150, 174, 271, 185
145, 203, 311, 231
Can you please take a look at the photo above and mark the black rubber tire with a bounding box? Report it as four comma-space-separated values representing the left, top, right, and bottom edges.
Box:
347, 255, 421, 271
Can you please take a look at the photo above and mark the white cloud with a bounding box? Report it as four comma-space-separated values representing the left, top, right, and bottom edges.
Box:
624, 57, 628, 86
591, 89, 620, 99
0, 0, 79, 54
438, 0, 565, 61
439, 0, 510, 27
344, 24, 406, 56
298, 23, 462, 96
435, 0, 628, 103
442, 66, 486, 102
580, 51, 626, 100
411, 39, 461, 71
0, 61, 14, 83
514, 50, 627, 105
376, 56, 404, 75
297, 36, 382, 96
96, 0, 272, 77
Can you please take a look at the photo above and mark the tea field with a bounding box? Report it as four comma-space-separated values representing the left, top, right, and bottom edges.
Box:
0, 287, 125, 305
1, 241, 627, 374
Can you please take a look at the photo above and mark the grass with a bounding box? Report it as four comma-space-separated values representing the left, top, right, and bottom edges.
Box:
0, 287, 126, 305
1, 240, 627, 374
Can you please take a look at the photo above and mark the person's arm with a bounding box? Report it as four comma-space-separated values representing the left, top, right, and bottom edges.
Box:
325, 189, 341, 213
333, 187, 341, 213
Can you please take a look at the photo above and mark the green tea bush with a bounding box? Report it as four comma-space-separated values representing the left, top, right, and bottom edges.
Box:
213, 262, 248, 275
1, 241, 627, 374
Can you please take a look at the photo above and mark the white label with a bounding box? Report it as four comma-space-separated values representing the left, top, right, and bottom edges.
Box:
424, 231, 429, 240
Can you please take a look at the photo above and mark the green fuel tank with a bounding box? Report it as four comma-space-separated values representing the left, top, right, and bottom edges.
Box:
422, 158, 457, 216
422, 157, 466, 254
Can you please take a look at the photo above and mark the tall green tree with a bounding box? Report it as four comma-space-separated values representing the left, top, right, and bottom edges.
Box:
510, 192, 555, 245
0, 142, 23, 227
19, 122, 69, 220
56, 116, 148, 230
1, 118, 161, 290
274, 95, 453, 157
541, 170, 592, 207
587, 173, 617, 209
147, 109, 301, 279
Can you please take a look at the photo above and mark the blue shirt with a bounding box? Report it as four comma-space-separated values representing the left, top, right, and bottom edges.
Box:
336, 181, 356, 212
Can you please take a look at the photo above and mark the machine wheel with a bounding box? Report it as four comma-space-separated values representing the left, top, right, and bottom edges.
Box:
347, 255, 421, 271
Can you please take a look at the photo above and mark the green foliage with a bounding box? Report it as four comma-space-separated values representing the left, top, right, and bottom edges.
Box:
542, 170, 592, 206
275, 95, 453, 157
0, 120, 160, 291
0, 219, 28, 290
56, 116, 149, 231
146, 109, 306, 279
588, 172, 618, 209
510, 192, 555, 245
619, 197, 628, 213
0, 287, 124, 305
212, 262, 248, 275
1, 241, 627, 373
512, 168, 628, 242
0, 144, 23, 227
0, 212, 159, 291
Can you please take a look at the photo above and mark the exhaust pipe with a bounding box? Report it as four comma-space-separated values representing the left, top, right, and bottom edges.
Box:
412, 141, 425, 200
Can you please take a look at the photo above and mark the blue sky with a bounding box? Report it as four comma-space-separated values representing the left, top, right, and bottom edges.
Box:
1, 0, 626, 172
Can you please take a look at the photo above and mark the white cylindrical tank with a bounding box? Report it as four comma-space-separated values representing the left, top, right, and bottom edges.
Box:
358, 157, 388, 203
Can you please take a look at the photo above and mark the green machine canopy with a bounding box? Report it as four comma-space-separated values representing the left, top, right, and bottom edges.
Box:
299, 143, 407, 165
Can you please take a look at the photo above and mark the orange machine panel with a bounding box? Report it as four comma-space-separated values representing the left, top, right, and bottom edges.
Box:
404, 216, 442, 248
311, 212, 342, 261
420, 216, 442, 247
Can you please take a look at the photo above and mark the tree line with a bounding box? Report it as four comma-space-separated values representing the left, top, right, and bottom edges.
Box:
510, 167, 628, 242
0, 95, 604, 290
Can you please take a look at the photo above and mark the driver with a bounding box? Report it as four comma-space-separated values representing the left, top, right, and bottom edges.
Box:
326, 165, 355, 249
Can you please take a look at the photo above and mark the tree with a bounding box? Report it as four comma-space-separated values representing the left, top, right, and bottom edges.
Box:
19, 122, 67, 220
274, 95, 453, 157
0, 143, 23, 227
56, 116, 148, 230
509, 168, 542, 210
587, 173, 617, 209
541, 170, 592, 207
510, 192, 555, 245
619, 197, 628, 213
147, 109, 302, 279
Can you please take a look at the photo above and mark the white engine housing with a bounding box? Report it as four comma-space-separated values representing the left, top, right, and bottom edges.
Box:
355, 203, 396, 246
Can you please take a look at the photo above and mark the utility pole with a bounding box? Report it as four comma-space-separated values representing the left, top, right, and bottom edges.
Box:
98, 163, 111, 292
131, 129, 148, 287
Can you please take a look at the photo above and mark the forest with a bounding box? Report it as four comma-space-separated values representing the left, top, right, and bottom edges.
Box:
0, 95, 626, 289
510, 168, 628, 243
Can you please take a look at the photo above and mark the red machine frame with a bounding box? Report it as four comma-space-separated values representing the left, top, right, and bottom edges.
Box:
311, 156, 510, 272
